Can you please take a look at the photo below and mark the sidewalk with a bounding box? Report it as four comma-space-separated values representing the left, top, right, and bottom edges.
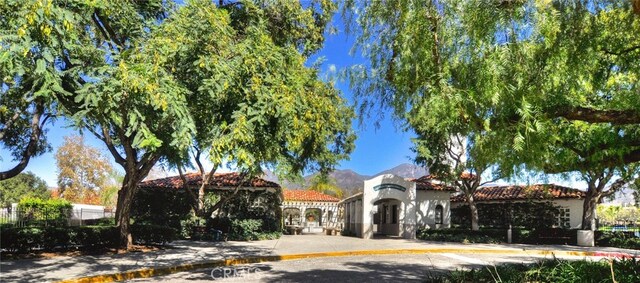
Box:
1, 235, 638, 283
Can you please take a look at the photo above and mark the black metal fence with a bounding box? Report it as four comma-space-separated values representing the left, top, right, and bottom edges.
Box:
0, 207, 115, 227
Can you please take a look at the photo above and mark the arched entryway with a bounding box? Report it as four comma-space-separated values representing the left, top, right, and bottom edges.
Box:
342, 174, 415, 239
283, 208, 301, 226
304, 208, 323, 226
373, 198, 401, 236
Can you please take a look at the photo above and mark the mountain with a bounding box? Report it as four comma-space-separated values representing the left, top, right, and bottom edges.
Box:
263, 163, 428, 196
375, 163, 428, 179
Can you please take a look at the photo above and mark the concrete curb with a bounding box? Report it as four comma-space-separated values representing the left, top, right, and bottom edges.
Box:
55, 248, 639, 283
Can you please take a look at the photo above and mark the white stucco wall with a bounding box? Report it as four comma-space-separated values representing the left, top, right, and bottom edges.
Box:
282, 200, 340, 228
552, 199, 584, 229
416, 190, 451, 229
362, 174, 417, 239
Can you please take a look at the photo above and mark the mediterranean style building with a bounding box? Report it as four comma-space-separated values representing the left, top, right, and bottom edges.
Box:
340, 174, 455, 239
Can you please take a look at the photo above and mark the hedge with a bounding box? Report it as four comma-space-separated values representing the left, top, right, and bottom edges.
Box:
596, 231, 640, 250
451, 201, 560, 229
132, 188, 282, 240
0, 224, 176, 253
417, 228, 579, 245
436, 258, 640, 283
16, 197, 73, 227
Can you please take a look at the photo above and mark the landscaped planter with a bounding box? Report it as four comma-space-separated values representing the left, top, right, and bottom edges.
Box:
577, 230, 594, 247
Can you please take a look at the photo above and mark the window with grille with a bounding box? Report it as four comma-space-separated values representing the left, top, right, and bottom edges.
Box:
557, 208, 571, 228
435, 205, 443, 224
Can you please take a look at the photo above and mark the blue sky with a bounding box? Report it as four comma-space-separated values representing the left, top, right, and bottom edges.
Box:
0, 13, 418, 187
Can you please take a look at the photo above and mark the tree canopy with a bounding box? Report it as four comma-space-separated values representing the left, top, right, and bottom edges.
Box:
0, 171, 49, 207
1, 0, 354, 248
345, 0, 640, 229
55, 135, 113, 204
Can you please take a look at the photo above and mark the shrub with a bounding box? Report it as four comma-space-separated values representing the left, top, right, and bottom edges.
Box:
17, 197, 72, 226
596, 231, 640, 249
417, 228, 505, 244
131, 188, 193, 231
229, 219, 263, 241
132, 188, 283, 240
0, 226, 44, 253
435, 258, 640, 283
452, 201, 560, 229
43, 226, 73, 250
1, 224, 175, 253
73, 226, 119, 249
131, 224, 177, 245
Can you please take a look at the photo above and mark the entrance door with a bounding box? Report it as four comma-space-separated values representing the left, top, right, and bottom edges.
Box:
373, 199, 401, 236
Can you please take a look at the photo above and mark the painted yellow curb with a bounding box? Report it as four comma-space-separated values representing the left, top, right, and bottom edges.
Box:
54, 248, 611, 283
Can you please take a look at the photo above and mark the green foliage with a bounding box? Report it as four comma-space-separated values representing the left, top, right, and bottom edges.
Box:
596, 231, 640, 250
131, 224, 177, 245
133, 187, 282, 239
0, 224, 174, 253
308, 174, 343, 198
417, 228, 578, 245
598, 205, 640, 226
417, 228, 505, 244
435, 259, 640, 283
17, 197, 72, 226
451, 201, 560, 229
228, 218, 263, 241
73, 225, 119, 249
0, 226, 44, 253
131, 188, 194, 230
0, 172, 49, 207
2, 0, 354, 247
345, 0, 640, 230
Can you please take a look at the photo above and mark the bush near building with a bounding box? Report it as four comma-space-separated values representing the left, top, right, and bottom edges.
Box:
0, 224, 176, 253
132, 186, 282, 241
451, 201, 560, 229
428, 258, 640, 283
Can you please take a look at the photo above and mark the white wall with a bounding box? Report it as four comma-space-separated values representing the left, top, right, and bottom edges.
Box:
362, 174, 416, 239
416, 191, 451, 229
552, 199, 584, 229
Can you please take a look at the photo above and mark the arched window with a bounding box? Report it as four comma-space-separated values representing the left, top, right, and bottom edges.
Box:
435, 205, 443, 224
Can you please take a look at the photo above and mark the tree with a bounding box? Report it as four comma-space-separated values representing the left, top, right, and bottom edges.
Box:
2, 0, 354, 249
308, 174, 344, 198
414, 133, 501, 231
344, 0, 640, 230
55, 135, 113, 204
0, 171, 49, 207
161, 0, 353, 217
0, 89, 52, 180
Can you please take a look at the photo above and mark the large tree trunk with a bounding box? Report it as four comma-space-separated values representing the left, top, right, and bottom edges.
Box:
116, 173, 139, 248
468, 196, 480, 231
581, 188, 600, 230
113, 152, 159, 250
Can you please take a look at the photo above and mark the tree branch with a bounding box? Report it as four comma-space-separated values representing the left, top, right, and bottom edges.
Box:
0, 111, 21, 140
177, 165, 199, 211
554, 106, 640, 125
94, 11, 124, 48
99, 125, 126, 166
602, 45, 640, 56
0, 101, 44, 180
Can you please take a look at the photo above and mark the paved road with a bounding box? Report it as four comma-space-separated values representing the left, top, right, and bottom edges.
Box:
128, 252, 605, 282
2, 234, 636, 283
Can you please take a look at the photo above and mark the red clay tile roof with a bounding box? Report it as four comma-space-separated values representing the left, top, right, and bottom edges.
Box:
411, 175, 457, 191
138, 172, 280, 189
283, 190, 340, 202
451, 184, 585, 202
